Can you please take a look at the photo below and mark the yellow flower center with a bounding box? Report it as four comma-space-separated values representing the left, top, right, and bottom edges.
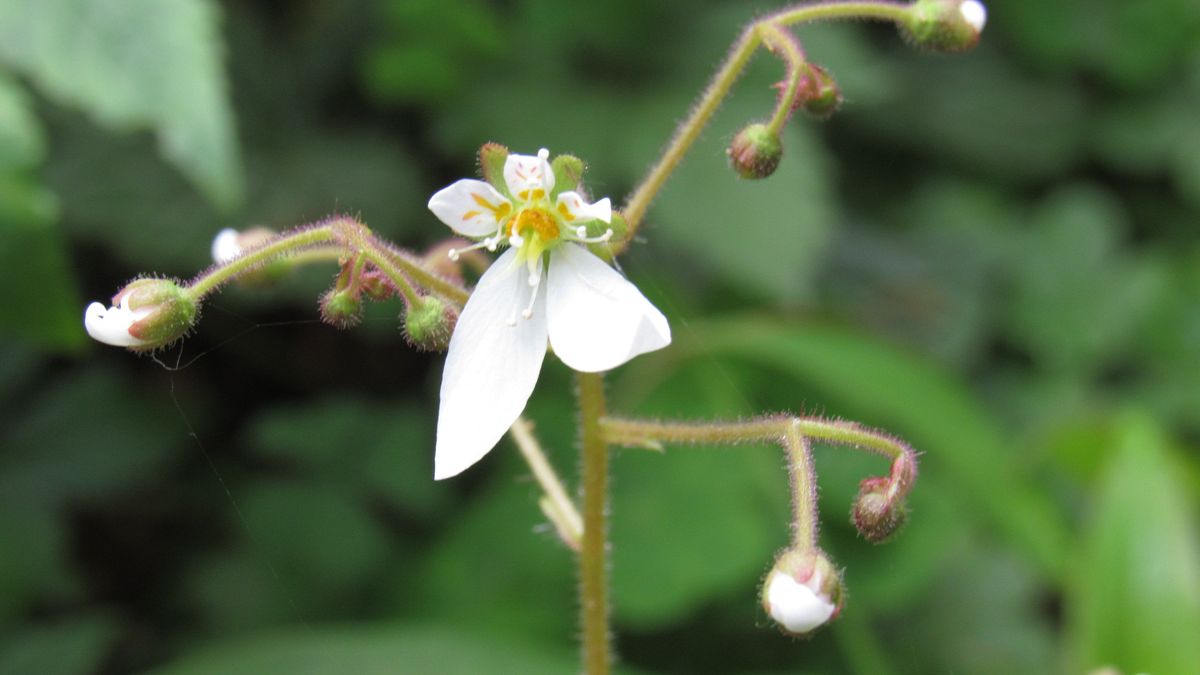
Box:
509, 207, 560, 242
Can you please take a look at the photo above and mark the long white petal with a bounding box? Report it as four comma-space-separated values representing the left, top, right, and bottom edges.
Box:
545, 244, 670, 373
428, 179, 513, 237
503, 149, 554, 201
435, 248, 548, 479
555, 191, 611, 225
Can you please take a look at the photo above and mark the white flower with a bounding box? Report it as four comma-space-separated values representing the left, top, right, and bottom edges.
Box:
959, 0, 986, 33
427, 148, 672, 479
211, 227, 242, 263
84, 296, 153, 348
764, 567, 837, 635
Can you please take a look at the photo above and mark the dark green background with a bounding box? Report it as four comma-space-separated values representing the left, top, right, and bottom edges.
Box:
1, 1, 1198, 673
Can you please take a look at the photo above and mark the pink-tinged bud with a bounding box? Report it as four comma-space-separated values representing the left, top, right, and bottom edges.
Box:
800, 65, 842, 119
900, 0, 987, 53
727, 123, 783, 179
359, 270, 396, 302
84, 278, 198, 351
319, 287, 363, 329
852, 476, 908, 543
761, 549, 844, 636
403, 296, 458, 352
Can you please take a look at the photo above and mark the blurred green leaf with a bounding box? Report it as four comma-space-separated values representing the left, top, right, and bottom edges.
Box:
0, 505, 70, 623
237, 480, 392, 606
0, 365, 179, 505
0, 614, 118, 675
247, 397, 443, 518
145, 625, 588, 675
1003, 184, 1161, 372
0, 0, 242, 208
0, 173, 81, 350
400, 467, 576, 645
610, 363, 785, 628
1067, 415, 1200, 675
855, 51, 1088, 182
634, 318, 1071, 580
0, 72, 44, 170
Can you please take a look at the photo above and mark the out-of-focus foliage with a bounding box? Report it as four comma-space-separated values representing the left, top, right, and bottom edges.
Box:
0, 0, 1197, 674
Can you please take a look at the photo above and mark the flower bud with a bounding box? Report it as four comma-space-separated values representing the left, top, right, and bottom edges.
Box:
852, 476, 908, 543
900, 0, 987, 53
800, 65, 842, 119
761, 549, 843, 636
403, 296, 458, 352
727, 123, 783, 179
359, 270, 396, 302
319, 287, 363, 329
84, 278, 198, 350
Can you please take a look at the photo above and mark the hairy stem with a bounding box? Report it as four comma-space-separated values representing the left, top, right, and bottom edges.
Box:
576, 371, 612, 675
509, 416, 583, 551
617, 0, 912, 251
188, 224, 337, 299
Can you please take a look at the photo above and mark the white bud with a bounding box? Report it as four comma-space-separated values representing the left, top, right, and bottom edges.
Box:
959, 0, 986, 33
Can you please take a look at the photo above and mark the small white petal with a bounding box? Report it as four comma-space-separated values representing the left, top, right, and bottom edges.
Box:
435, 248, 548, 479
503, 150, 555, 201
555, 191, 612, 225
211, 228, 241, 263
960, 0, 986, 32
428, 179, 513, 237
545, 244, 670, 373
766, 573, 836, 634
84, 300, 152, 348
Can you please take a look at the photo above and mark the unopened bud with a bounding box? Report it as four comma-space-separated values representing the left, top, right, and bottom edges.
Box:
319, 287, 363, 329
727, 123, 783, 179
900, 0, 987, 53
403, 296, 458, 352
852, 477, 908, 543
800, 65, 842, 119
84, 278, 198, 351
359, 270, 395, 301
762, 549, 843, 636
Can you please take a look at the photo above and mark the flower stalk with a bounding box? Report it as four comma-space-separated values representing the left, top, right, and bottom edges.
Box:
577, 371, 613, 675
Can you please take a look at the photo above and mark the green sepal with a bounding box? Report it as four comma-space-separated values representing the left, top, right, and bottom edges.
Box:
586, 210, 629, 263
550, 154, 584, 198
478, 142, 510, 197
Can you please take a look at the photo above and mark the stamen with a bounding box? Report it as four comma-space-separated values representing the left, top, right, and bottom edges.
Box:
537, 148, 549, 160
509, 234, 524, 247
447, 235, 500, 260
522, 259, 544, 319
572, 228, 614, 244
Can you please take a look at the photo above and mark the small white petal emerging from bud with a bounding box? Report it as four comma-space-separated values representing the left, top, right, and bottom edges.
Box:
764, 569, 837, 634
959, 0, 986, 33
84, 300, 152, 348
211, 227, 242, 263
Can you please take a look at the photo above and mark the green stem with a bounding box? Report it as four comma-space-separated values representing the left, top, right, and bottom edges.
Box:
380, 244, 470, 306
576, 371, 612, 675
617, 0, 912, 251
509, 416, 583, 551
187, 225, 336, 299
758, 23, 807, 135
784, 421, 818, 551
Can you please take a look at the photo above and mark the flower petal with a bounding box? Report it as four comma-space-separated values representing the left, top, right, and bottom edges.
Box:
555, 191, 611, 225
503, 149, 554, 202
84, 301, 152, 348
211, 228, 241, 263
545, 244, 671, 373
765, 572, 836, 634
428, 179, 513, 237
435, 248, 548, 479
